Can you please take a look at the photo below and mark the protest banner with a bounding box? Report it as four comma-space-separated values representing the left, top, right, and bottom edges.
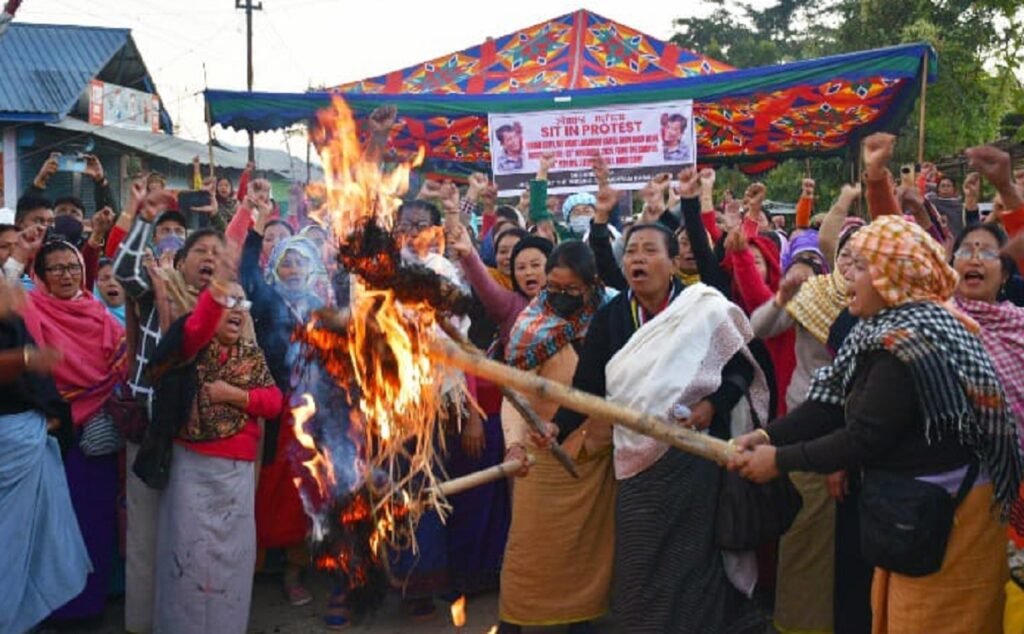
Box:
488, 101, 695, 195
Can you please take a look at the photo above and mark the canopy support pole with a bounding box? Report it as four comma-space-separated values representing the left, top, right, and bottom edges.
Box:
917, 52, 929, 165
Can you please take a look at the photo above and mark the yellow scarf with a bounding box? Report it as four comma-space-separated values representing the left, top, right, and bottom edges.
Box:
785, 268, 848, 345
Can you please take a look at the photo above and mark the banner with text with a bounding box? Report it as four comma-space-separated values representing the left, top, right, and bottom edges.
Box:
488, 100, 695, 196
88, 80, 160, 132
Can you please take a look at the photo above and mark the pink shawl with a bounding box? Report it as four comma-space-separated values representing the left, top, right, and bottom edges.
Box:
24, 283, 127, 427
955, 296, 1024, 445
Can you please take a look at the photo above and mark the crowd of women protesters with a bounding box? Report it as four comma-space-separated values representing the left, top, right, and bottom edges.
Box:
3, 117, 1024, 634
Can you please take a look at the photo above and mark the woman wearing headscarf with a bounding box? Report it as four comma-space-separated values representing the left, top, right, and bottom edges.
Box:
731, 215, 1023, 634
242, 222, 329, 606
0, 278, 91, 634
497, 241, 616, 634
94, 257, 126, 325
151, 275, 282, 634
538, 171, 768, 634
20, 238, 128, 623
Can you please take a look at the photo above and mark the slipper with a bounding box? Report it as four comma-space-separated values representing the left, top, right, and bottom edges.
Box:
285, 583, 313, 607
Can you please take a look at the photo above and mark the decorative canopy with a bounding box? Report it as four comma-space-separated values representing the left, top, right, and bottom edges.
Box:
205, 10, 936, 173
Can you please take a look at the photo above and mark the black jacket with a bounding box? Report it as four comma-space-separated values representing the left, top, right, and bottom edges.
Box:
771, 350, 972, 476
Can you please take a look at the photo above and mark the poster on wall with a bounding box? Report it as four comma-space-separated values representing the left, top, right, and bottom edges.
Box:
488, 100, 696, 195
88, 80, 160, 132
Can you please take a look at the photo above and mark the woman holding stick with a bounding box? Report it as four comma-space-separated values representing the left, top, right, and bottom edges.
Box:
730, 215, 1022, 633
536, 168, 768, 634
497, 240, 615, 634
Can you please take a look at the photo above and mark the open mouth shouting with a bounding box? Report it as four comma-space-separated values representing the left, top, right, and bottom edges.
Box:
960, 268, 986, 288
198, 262, 216, 283
628, 264, 650, 284
520, 276, 541, 295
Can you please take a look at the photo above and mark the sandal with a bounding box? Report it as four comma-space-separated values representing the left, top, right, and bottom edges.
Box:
285, 582, 313, 607
324, 596, 351, 631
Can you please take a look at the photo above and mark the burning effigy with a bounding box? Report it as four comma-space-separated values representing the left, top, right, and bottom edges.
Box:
285, 97, 479, 609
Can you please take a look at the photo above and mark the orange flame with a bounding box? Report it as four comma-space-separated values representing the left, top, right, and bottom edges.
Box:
311, 97, 423, 239
292, 96, 449, 559
291, 394, 335, 502
450, 594, 467, 629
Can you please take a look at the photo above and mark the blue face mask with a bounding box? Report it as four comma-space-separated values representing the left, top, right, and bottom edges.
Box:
156, 235, 185, 257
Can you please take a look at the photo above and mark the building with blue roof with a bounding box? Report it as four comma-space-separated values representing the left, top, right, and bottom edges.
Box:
0, 22, 318, 213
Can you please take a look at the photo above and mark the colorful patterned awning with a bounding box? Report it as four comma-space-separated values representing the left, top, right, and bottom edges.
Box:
205, 10, 936, 174
334, 10, 734, 95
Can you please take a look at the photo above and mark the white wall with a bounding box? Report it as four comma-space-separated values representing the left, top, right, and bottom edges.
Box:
2, 127, 16, 210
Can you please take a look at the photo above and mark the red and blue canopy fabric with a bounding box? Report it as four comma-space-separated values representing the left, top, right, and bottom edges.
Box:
204, 10, 936, 174
334, 10, 734, 95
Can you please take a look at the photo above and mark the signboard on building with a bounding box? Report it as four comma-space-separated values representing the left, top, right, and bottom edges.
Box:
88, 80, 160, 132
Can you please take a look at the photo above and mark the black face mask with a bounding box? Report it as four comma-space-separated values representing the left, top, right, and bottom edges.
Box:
547, 291, 584, 319
52, 215, 84, 247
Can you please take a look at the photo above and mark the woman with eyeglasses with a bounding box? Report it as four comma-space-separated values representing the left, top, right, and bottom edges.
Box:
149, 269, 282, 634
498, 241, 616, 634
17, 238, 128, 623
949, 223, 1024, 627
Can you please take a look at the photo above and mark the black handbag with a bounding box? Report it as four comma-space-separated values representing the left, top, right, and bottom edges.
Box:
858, 461, 978, 577
715, 468, 804, 551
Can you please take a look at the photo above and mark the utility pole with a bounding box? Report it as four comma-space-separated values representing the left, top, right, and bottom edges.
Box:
235, 0, 262, 163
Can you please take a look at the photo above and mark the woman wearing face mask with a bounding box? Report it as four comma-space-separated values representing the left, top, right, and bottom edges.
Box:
151, 273, 281, 634
19, 238, 128, 624
731, 215, 1022, 634
242, 228, 328, 607
498, 241, 615, 634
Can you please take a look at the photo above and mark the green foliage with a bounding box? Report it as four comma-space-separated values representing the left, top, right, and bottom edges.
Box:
672, 0, 1024, 196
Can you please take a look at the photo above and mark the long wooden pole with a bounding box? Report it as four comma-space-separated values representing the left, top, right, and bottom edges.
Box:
431, 339, 737, 466
917, 52, 929, 165
435, 456, 535, 497
437, 320, 579, 478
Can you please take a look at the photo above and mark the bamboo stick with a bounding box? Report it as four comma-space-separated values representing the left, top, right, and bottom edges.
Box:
436, 319, 579, 478
435, 456, 535, 497
431, 338, 737, 466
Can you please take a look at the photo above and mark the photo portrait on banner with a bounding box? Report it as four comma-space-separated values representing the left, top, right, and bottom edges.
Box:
488, 100, 696, 195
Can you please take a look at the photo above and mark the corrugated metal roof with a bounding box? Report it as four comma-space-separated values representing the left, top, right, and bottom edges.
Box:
0, 23, 130, 121
47, 118, 323, 181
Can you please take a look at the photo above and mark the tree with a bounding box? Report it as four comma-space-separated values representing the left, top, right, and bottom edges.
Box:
673, 0, 1024, 192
